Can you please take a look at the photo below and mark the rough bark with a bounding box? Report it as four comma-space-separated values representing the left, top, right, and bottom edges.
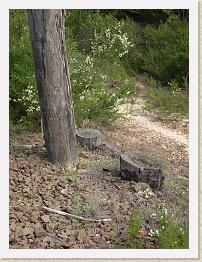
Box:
76, 129, 103, 150
27, 9, 77, 166
120, 152, 164, 191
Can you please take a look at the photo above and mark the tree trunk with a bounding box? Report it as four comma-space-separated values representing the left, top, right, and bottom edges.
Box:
27, 9, 77, 166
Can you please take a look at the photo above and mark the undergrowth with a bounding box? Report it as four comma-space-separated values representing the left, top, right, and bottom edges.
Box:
9, 10, 188, 129
118, 206, 189, 249
145, 77, 188, 117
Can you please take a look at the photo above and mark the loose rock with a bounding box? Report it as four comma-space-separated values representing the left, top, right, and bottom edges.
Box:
34, 226, 46, 237
41, 215, 50, 223
23, 226, 34, 236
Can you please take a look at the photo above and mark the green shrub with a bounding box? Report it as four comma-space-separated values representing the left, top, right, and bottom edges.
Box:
128, 209, 141, 238
141, 14, 189, 86
66, 11, 129, 56
69, 52, 139, 126
66, 11, 140, 71
117, 18, 143, 75
117, 208, 144, 249
157, 208, 189, 249
145, 77, 189, 116
9, 10, 38, 124
65, 10, 97, 52
68, 52, 118, 126
124, 206, 188, 249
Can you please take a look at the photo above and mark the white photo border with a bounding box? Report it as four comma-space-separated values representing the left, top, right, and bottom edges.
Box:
0, 0, 198, 259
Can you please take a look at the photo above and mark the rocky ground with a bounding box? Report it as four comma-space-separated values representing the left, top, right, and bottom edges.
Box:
9, 85, 189, 249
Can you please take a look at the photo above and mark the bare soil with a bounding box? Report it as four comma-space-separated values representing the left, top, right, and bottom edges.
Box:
9, 88, 189, 249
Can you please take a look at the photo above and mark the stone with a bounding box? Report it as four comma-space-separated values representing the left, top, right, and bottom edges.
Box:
77, 229, 87, 243
9, 232, 15, 242
23, 226, 34, 236
41, 215, 50, 223
119, 230, 128, 241
15, 225, 24, 238
131, 183, 143, 192
34, 226, 46, 237
92, 236, 105, 244
144, 241, 157, 249
102, 231, 113, 241
47, 234, 65, 244
138, 228, 148, 237
16, 211, 24, 220
40, 241, 49, 249
30, 239, 41, 248
10, 222, 16, 232
62, 237, 74, 248
120, 152, 164, 191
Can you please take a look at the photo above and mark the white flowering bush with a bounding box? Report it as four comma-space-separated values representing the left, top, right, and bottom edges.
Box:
20, 85, 40, 118
10, 11, 139, 127
91, 22, 134, 60
124, 205, 188, 249
9, 10, 39, 125
146, 207, 188, 249
69, 51, 138, 126
65, 15, 140, 127
9, 84, 40, 124
156, 207, 189, 249
10, 10, 188, 126
67, 11, 142, 76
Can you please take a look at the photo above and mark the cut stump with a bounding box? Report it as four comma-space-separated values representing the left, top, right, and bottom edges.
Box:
120, 152, 164, 191
76, 129, 103, 150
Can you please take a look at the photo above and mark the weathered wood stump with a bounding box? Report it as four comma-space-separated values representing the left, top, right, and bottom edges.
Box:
120, 152, 164, 191
76, 129, 103, 150
96, 141, 125, 158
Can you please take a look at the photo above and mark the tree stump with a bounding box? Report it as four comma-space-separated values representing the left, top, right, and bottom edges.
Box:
76, 129, 103, 150
120, 152, 164, 191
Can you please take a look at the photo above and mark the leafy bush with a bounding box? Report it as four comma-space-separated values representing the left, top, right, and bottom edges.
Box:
145, 77, 189, 116
90, 20, 134, 60
9, 10, 38, 124
124, 206, 188, 249
66, 11, 141, 74
66, 15, 139, 126
141, 15, 189, 86
157, 208, 189, 249
69, 52, 138, 126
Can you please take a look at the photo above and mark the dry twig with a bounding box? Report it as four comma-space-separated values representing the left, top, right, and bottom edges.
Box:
42, 206, 112, 223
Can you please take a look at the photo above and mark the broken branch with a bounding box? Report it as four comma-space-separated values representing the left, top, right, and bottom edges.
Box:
42, 206, 112, 223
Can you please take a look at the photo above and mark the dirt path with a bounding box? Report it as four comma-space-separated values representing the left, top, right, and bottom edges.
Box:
118, 97, 188, 149
97, 95, 189, 182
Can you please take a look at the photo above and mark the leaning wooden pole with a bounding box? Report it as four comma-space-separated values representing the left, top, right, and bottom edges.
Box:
27, 10, 78, 166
